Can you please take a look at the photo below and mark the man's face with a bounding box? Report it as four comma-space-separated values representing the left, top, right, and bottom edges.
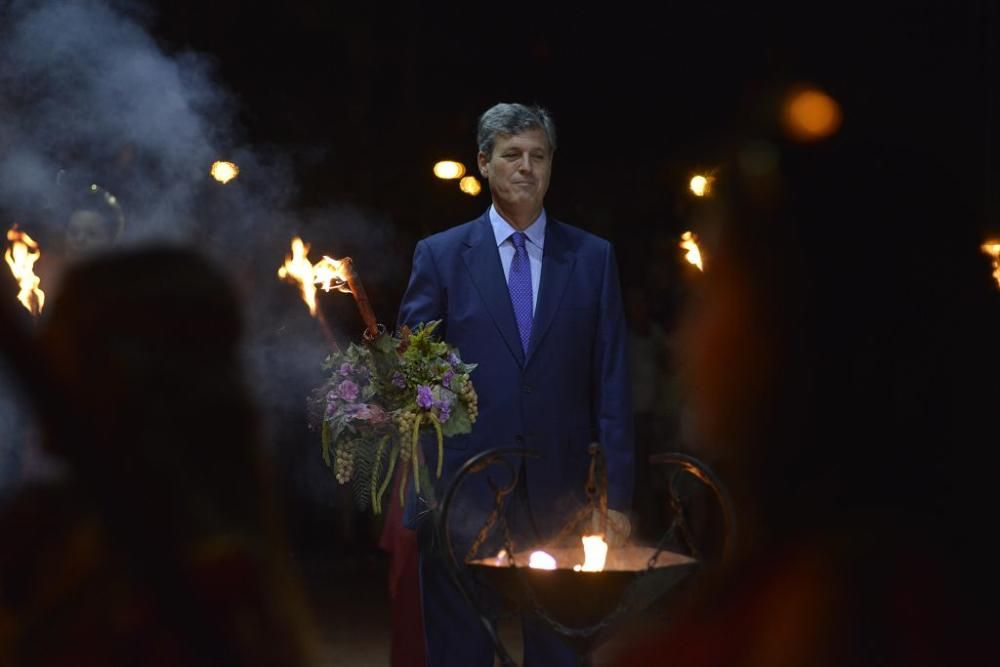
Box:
478, 128, 552, 217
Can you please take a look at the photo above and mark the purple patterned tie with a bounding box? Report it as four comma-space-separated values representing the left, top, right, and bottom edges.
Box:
508, 231, 533, 354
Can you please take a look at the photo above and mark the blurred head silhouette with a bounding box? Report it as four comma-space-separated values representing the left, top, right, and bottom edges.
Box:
41, 246, 258, 535
0, 246, 318, 665
612, 118, 1000, 666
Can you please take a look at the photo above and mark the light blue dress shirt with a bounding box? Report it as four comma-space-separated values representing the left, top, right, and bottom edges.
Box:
489, 205, 545, 315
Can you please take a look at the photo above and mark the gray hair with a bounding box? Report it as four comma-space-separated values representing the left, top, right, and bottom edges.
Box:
476, 103, 557, 158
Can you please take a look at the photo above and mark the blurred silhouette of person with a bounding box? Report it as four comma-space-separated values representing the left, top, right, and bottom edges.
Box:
28, 182, 127, 309
625, 284, 670, 540
0, 247, 320, 665
612, 129, 1000, 665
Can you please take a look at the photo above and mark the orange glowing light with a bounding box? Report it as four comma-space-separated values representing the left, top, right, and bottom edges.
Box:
277, 237, 351, 316
4, 226, 45, 316
680, 231, 704, 271
210, 160, 239, 184
433, 161, 466, 180
689, 174, 712, 197
528, 551, 557, 570
982, 241, 1000, 289
782, 87, 842, 141
459, 175, 482, 196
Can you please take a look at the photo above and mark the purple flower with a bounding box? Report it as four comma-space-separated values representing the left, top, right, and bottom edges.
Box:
339, 362, 353, 377
433, 396, 454, 423
392, 372, 406, 388
442, 369, 455, 388
338, 379, 359, 402
353, 403, 388, 423
416, 385, 434, 410
448, 352, 461, 367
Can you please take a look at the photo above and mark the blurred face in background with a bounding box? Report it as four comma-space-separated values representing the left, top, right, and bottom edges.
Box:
65, 209, 114, 259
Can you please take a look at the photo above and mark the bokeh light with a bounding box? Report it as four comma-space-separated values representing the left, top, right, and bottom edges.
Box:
433, 161, 466, 180
782, 87, 842, 141
459, 176, 482, 196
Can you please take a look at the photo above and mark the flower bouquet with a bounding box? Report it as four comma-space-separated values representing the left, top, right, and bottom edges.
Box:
307, 321, 478, 514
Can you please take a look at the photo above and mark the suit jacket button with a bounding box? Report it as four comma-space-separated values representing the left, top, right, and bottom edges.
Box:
523, 384, 533, 394
515, 435, 525, 444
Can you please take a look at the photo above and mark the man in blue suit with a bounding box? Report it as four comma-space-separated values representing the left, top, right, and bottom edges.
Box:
398, 102, 634, 666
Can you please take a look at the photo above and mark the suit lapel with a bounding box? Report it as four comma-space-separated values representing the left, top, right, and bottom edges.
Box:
462, 214, 525, 366
526, 219, 575, 364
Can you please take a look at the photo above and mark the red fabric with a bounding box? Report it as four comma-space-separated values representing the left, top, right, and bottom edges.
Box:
379, 479, 426, 667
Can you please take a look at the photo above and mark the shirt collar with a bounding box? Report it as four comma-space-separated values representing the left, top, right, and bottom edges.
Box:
489, 205, 546, 249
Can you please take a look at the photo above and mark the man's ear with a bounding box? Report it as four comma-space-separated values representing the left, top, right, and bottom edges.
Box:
477, 151, 489, 178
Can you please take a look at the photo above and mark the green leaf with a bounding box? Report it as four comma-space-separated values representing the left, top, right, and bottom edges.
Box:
415, 320, 441, 338
321, 420, 332, 467
351, 438, 376, 511
329, 417, 347, 444
439, 402, 472, 438
320, 354, 337, 371
448, 374, 467, 394
372, 331, 398, 355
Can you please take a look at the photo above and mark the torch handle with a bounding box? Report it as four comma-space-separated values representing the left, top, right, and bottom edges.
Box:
315, 308, 342, 355
344, 258, 380, 340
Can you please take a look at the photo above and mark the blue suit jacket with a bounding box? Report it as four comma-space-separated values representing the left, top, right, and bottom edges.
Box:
397, 211, 633, 540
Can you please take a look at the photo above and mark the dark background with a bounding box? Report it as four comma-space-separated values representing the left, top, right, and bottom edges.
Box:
3, 2, 998, 557
147, 2, 999, 301
141, 3, 1000, 551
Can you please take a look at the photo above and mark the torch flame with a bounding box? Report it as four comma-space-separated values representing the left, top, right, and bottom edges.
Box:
277, 237, 352, 316
316, 256, 353, 295
982, 241, 1000, 290
5, 226, 45, 316
278, 237, 318, 315
528, 551, 557, 570
680, 231, 704, 271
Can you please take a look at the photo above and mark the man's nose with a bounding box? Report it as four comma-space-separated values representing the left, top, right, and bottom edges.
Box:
517, 153, 532, 172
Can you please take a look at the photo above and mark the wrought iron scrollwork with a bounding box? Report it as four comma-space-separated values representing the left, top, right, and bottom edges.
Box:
648, 452, 736, 567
